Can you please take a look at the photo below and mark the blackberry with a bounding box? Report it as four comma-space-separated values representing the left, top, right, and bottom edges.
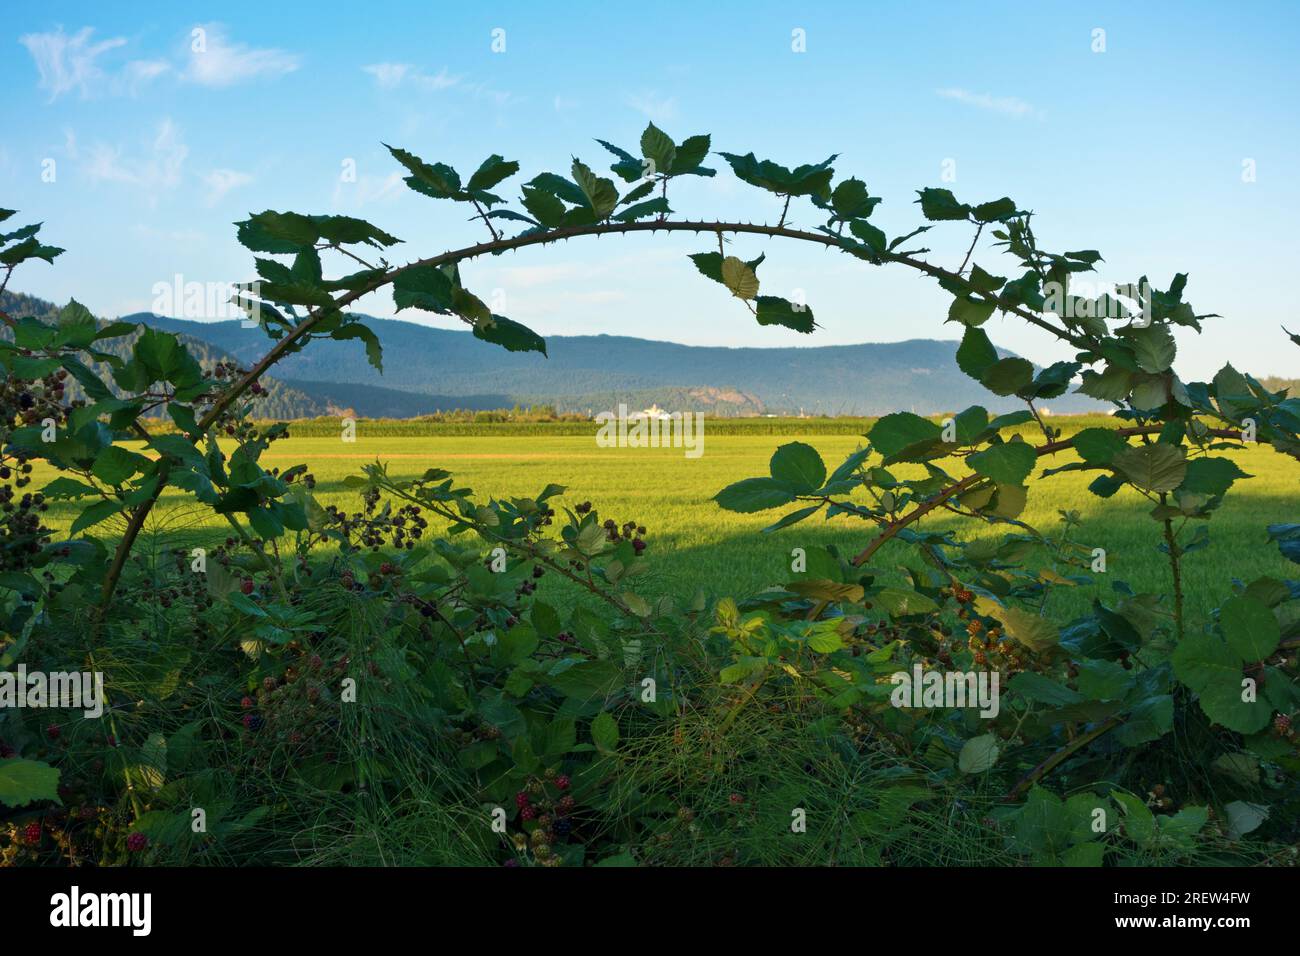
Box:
24, 821, 41, 845
243, 713, 264, 731
126, 832, 148, 852
555, 775, 571, 791
553, 818, 572, 837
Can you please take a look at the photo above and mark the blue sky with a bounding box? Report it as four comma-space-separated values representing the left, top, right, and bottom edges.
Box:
4, 0, 1298, 380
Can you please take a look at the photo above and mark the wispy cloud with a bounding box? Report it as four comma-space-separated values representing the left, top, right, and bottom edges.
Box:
935, 87, 1040, 119
201, 168, 253, 206
626, 91, 677, 123
332, 170, 404, 210
184, 24, 299, 87
363, 62, 461, 92
85, 119, 188, 198
20, 27, 126, 101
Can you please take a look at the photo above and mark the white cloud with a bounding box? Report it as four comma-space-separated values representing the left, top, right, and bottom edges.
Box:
626, 91, 677, 123
332, 170, 403, 210
202, 168, 253, 206
936, 88, 1040, 119
118, 59, 171, 94
363, 63, 460, 92
184, 24, 299, 87
85, 119, 188, 197
20, 26, 126, 101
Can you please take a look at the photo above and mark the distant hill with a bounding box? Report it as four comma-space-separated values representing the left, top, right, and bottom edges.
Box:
128, 312, 1105, 417
1, 291, 327, 419
5, 291, 1106, 418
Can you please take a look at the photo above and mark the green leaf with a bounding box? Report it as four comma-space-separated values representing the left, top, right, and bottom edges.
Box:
1112, 791, 1156, 846
714, 477, 798, 513
1180, 457, 1249, 497
591, 711, 620, 753
639, 123, 676, 176
670, 134, 712, 175
967, 441, 1036, 486
1009, 672, 1083, 707
386, 144, 462, 199
971, 197, 1018, 222
1078, 365, 1135, 403
330, 322, 384, 372
980, 357, 1034, 396
467, 154, 520, 192
869, 412, 943, 461
1112, 443, 1187, 492
1224, 801, 1269, 840
916, 187, 970, 221
548, 659, 622, 701
769, 442, 826, 493
571, 159, 618, 220
829, 178, 880, 220
519, 185, 567, 227
70, 499, 126, 536
472, 314, 547, 355
1172, 631, 1267, 733
956, 326, 998, 380
1219, 595, 1280, 662
948, 294, 997, 327
1113, 696, 1174, 746
875, 588, 939, 617
720, 256, 760, 300
1072, 428, 1126, 466
957, 734, 999, 774
990, 605, 1059, 652
717, 152, 836, 200
0, 758, 61, 807
91, 446, 150, 486
761, 504, 822, 533
755, 295, 815, 333
1128, 324, 1177, 373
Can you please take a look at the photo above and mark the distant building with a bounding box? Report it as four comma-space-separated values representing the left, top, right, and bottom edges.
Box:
642, 404, 672, 420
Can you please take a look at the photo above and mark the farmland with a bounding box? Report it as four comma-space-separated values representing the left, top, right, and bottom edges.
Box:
35, 415, 1297, 630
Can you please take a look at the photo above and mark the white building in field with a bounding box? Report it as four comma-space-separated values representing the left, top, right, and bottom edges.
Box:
641, 404, 672, 421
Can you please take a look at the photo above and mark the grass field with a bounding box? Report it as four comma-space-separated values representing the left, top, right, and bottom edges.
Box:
36, 417, 1298, 630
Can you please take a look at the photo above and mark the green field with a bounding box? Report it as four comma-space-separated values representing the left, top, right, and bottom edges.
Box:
37, 417, 1299, 630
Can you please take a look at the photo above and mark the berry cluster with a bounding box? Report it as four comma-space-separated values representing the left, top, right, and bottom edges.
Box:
602, 517, 648, 554
507, 770, 578, 865
322, 490, 428, 552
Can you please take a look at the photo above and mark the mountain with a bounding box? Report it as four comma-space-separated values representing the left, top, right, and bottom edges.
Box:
130, 313, 1104, 417
0, 291, 327, 418
5, 291, 1104, 417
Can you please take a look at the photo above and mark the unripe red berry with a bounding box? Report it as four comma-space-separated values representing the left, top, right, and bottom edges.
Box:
126, 832, 148, 852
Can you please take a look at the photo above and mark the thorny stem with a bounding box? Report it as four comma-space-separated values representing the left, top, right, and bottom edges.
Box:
1005, 715, 1125, 801
1160, 492, 1186, 642
849, 425, 1246, 569
86, 214, 1238, 616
